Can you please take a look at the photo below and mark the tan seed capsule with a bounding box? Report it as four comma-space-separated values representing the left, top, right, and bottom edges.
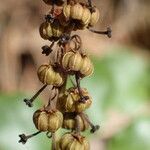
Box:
89, 8, 100, 26
37, 64, 64, 86
59, 87, 92, 112
80, 56, 94, 77
63, 113, 89, 131
81, 7, 91, 26
62, 51, 83, 72
70, 3, 83, 20
39, 22, 64, 40
59, 133, 90, 150
33, 110, 63, 132
63, 4, 71, 19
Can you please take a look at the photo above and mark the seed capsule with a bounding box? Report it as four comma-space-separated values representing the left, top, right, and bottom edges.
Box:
42, 0, 65, 6
58, 87, 92, 113
70, 3, 83, 20
62, 51, 94, 77
39, 21, 64, 41
63, 113, 89, 131
80, 55, 94, 77
63, 4, 71, 19
33, 110, 63, 132
62, 51, 83, 72
37, 64, 64, 86
81, 7, 91, 26
59, 133, 90, 150
89, 8, 100, 27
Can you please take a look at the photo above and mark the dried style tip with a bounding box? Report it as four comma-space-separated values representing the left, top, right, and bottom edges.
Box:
23, 84, 47, 107
18, 131, 41, 144
88, 27, 112, 38
90, 125, 100, 133
43, 0, 65, 6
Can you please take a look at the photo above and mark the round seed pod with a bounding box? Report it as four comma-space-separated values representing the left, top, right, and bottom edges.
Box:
33, 110, 63, 132
79, 55, 94, 77
89, 8, 100, 27
63, 113, 89, 131
59, 133, 90, 150
59, 87, 92, 113
70, 3, 83, 20
42, 0, 65, 6
63, 4, 71, 19
62, 51, 83, 72
39, 21, 64, 41
37, 64, 64, 86
81, 7, 91, 26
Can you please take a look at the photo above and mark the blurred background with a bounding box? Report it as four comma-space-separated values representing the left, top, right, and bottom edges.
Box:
0, 0, 150, 150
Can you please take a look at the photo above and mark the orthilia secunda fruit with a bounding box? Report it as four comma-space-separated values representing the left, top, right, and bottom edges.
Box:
59, 133, 90, 150
33, 109, 63, 132
39, 21, 64, 41
42, 0, 65, 6
63, 112, 89, 131
62, 51, 94, 77
37, 64, 64, 87
57, 87, 92, 113
89, 7, 100, 27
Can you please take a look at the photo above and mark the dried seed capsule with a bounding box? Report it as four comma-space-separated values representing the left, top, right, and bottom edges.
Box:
80, 55, 94, 77
62, 51, 83, 72
33, 110, 63, 132
62, 51, 93, 77
59, 133, 90, 150
63, 4, 71, 19
63, 113, 89, 131
39, 21, 64, 41
37, 64, 64, 86
81, 7, 91, 26
58, 87, 92, 112
70, 3, 83, 20
89, 8, 100, 27
42, 0, 65, 6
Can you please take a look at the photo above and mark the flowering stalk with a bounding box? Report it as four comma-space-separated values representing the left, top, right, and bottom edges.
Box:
19, 0, 111, 149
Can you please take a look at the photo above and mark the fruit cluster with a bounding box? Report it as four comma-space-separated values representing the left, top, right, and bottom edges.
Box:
19, 0, 111, 149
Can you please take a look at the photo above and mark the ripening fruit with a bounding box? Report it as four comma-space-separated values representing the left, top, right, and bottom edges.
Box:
89, 8, 100, 26
42, 0, 65, 6
39, 21, 64, 41
59, 133, 90, 150
33, 110, 63, 132
63, 113, 89, 131
37, 64, 64, 86
58, 87, 92, 113
62, 51, 94, 77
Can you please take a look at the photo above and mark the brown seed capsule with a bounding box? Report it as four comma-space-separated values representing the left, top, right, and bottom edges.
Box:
58, 87, 92, 112
62, 51, 83, 72
89, 7, 100, 27
42, 0, 65, 6
37, 64, 64, 86
63, 113, 89, 131
33, 110, 63, 132
39, 21, 64, 41
59, 133, 90, 150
